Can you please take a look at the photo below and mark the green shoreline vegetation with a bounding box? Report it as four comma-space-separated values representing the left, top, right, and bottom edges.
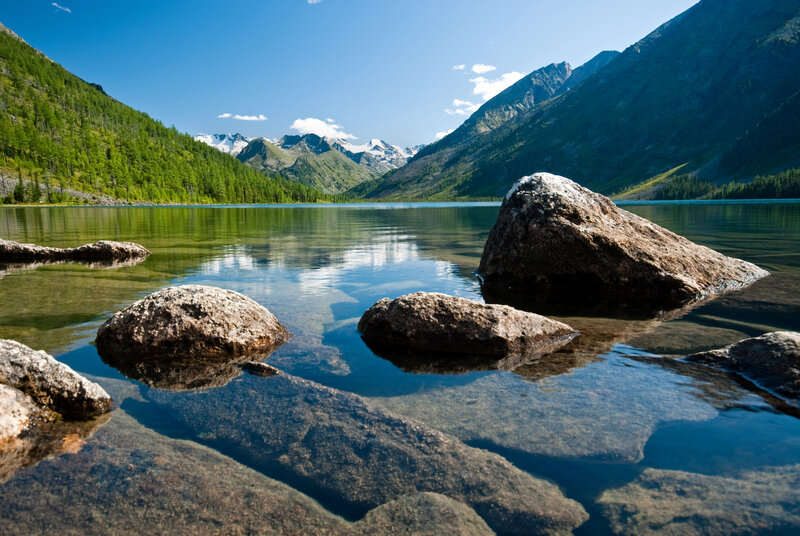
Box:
652, 169, 800, 201
0, 29, 336, 206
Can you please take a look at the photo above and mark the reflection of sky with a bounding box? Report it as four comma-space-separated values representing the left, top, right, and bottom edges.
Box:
200, 246, 258, 274
194, 234, 478, 304
297, 240, 421, 296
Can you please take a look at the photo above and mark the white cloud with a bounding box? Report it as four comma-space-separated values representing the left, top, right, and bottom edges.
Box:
291, 117, 356, 140
471, 64, 496, 74
435, 128, 455, 140
52, 2, 71, 13
452, 64, 466, 71
445, 98, 479, 116
470, 72, 524, 101
217, 113, 268, 121
308, 0, 323, 3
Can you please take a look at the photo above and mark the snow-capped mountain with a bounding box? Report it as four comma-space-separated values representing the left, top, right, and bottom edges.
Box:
278, 134, 423, 174
194, 133, 252, 156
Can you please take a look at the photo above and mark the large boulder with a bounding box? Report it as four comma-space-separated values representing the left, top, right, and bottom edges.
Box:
0, 340, 112, 419
358, 292, 577, 361
478, 173, 769, 315
685, 331, 800, 401
96, 285, 290, 360
0, 238, 149, 263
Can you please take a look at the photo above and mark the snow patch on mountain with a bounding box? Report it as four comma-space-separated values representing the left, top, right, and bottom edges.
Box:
195, 133, 252, 156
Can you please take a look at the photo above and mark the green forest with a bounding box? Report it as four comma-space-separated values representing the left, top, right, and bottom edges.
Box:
0, 30, 332, 205
653, 169, 800, 200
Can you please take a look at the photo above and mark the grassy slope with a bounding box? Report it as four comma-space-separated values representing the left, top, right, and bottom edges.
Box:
0, 24, 330, 205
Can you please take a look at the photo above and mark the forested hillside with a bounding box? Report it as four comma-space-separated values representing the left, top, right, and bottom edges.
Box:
0, 24, 329, 204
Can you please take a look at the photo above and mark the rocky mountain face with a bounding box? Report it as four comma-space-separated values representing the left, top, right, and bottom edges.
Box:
235, 133, 422, 194
360, 0, 800, 199
194, 133, 252, 156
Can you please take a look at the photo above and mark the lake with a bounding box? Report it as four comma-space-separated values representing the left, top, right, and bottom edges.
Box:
1, 201, 799, 535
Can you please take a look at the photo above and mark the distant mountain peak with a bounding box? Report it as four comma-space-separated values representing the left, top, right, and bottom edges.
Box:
194, 132, 252, 156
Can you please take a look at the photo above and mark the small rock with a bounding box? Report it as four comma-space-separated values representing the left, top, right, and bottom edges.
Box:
478, 173, 769, 315
358, 292, 577, 357
685, 331, 800, 401
0, 340, 112, 419
240, 361, 280, 378
351, 492, 495, 536
96, 285, 291, 360
0, 238, 149, 263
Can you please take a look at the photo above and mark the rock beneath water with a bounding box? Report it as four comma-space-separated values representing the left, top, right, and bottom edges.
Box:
0, 384, 38, 443
351, 492, 495, 536
0, 406, 496, 535
597, 466, 800, 535
147, 371, 588, 535
0, 238, 150, 263
478, 173, 769, 316
358, 292, 577, 360
376, 357, 719, 464
685, 331, 800, 402
0, 408, 351, 535
96, 285, 291, 360
0, 340, 112, 419
0, 411, 109, 484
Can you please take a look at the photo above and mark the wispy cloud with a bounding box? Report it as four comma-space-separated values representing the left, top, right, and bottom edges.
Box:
291, 117, 356, 139
435, 128, 455, 140
445, 98, 479, 116
307, 0, 324, 4
217, 113, 268, 121
471, 64, 496, 74
452, 64, 466, 71
470, 71, 524, 101
51, 2, 71, 13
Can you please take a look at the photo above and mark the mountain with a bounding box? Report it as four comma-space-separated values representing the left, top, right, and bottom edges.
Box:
194, 133, 252, 156
236, 134, 422, 194
352, 50, 618, 199
361, 0, 800, 199
0, 22, 329, 205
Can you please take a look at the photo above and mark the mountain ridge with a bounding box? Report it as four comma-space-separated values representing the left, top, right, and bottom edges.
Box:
361, 0, 800, 200
231, 133, 422, 194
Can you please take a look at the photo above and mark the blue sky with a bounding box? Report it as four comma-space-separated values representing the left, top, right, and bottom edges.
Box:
3, 0, 698, 147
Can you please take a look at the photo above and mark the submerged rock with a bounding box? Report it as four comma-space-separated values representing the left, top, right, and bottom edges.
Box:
96, 285, 291, 360
358, 292, 577, 361
685, 331, 800, 402
351, 492, 495, 536
598, 465, 800, 535
478, 173, 769, 316
148, 370, 589, 535
0, 339, 112, 419
0, 408, 351, 535
0, 411, 109, 484
0, 238, 150, 263
0, 405, 497, 535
